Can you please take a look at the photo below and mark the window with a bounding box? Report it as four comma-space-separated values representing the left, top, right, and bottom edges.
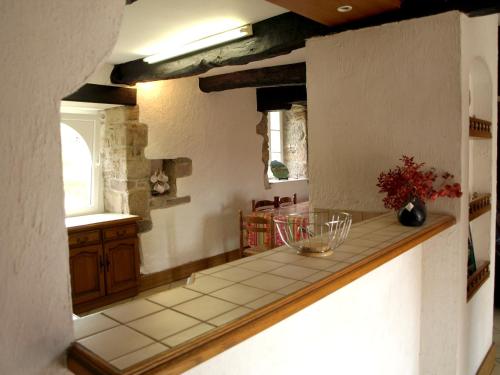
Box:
60, 113, 102, 216
268, 111, 283, 179
266, 106, 308, 183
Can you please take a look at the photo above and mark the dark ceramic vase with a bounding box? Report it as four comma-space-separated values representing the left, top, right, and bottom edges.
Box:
397, 197, 426, 227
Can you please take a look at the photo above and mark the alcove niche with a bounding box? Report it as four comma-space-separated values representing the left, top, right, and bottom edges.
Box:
102, 105, 191, 232
467, 57, 493, 267
465, 54, 495, 375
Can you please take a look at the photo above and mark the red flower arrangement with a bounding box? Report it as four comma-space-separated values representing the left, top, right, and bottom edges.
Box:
377, 155, 462, 210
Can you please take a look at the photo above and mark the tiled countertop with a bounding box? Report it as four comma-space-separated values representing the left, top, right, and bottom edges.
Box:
66, 213, 140, 229
71, 212, 454, 373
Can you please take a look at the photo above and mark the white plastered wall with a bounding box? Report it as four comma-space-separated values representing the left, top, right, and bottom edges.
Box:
305, 11, 497, 374
461, 14, 498, 375
0, 1, 124, 373
137, 78, 309, 274
187, 243, 424, 375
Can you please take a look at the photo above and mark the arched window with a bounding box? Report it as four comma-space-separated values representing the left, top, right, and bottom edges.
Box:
60, 113, 102, 216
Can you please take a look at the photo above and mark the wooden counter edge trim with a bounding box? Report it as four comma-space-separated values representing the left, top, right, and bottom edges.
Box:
67, 217, 141, 233
476, 342, 495, 375
68, 215, 455, 375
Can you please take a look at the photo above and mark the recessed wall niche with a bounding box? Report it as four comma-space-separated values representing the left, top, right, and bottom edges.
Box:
102, 105, 191, 232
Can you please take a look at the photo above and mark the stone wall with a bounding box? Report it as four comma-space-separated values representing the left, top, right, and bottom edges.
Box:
102, 105, 191, 232
283, 104, 308, 179
103, 105, 151, 227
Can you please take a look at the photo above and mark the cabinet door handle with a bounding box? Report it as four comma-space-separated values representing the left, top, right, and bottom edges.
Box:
99, 256, 105, 272
106, 257, 111, 272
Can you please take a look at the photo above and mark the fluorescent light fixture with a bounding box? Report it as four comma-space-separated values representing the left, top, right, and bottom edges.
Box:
144, 24, 253, 64
337, 5, 353, 12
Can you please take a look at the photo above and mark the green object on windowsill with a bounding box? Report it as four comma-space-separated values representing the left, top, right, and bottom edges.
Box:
270, 160, 289, 180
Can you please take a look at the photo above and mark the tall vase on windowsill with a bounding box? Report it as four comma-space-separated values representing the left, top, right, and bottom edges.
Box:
377, 155, 462, 227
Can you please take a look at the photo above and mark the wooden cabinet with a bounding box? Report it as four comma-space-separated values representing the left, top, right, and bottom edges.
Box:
104, 238, 139, 294
66, 215, 141, 314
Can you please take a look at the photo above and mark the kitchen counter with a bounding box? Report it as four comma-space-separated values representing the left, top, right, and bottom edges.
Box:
68, 212, 454, 374
66, 213, 140, 231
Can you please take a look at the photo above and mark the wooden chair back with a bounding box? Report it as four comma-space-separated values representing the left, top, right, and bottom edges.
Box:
279, 193, 297, 207
239, 210, 275, 257
252, 196, 280, 211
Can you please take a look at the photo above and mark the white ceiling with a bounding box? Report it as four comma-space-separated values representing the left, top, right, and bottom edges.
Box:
109, 0, 288, 64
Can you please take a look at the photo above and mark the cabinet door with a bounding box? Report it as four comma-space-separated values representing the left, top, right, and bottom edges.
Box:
70, 244, 106, 305
104, 238, 139, 294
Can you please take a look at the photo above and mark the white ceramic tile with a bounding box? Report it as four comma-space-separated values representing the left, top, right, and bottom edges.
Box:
210, 267, 260, 282
304, 271, 331, 283
102, 299, 165, 323
264, 252, 304, 263
335, 244, 367, 254
184, 275, 234, 294
362, 247, 384, 256
292, 257, 335, 270
344, 238, 380, 248
199, 263, 232, 274
348, 254, 368, 263
147, 287, 202, 307
110, 343, 168, 370
73, 313, 120, 340
210, 284, 269, 305
326, 262, 351, 273
227, 256, 257, 266
238, 259, 284, 272
269, 264, 317, 280
207, 307, 252, 326
162, 323, 215, 347
245, 293, 283, 309
330, 251, 357, 262
127, 309, 200, 340
276, 281, 309, 295
359, 233, 396, 242
173, 295, 238, 321
169, 278, 189, 289
241, 274, 296, 291
78, 325, 154, 361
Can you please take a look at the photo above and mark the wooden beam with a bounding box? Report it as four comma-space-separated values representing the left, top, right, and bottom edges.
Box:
198, 63, 306, 93
110, 13, 328, 85
266, 0, 401, 26
112, 1, 500, 85
63, 83, 137, 106
256, 85, 307, 112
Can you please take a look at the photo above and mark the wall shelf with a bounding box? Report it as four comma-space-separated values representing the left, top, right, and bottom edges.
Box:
469, 117, 492, 139
467, 260, 490, 302
469, 193, 491, 221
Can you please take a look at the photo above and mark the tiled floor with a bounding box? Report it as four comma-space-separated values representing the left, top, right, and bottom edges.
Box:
72, 213, 446, 372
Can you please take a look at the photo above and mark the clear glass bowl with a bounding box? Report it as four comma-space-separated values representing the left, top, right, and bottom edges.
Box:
273, 210, 352, 256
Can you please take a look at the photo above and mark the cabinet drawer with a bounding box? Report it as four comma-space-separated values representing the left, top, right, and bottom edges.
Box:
103, 224, 137, 241
68, 230, 101, 248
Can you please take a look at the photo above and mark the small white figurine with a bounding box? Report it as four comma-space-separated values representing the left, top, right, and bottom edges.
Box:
150, 169, 169, 195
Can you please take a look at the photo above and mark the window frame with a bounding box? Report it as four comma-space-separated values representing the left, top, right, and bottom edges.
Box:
268, 110, 284, 181
60, 111, 103, 217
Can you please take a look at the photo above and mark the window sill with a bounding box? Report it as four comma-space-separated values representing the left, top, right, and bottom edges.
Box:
269, 177, 308, 185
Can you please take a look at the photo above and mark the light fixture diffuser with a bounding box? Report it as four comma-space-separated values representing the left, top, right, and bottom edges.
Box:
144, 24, 253, 64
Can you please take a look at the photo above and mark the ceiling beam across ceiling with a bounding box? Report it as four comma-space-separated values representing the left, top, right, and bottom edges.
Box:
198, 62, 306, 93
112, 1, 500, 85
257, 85, 307, 112
63, 83, 137, 106
110, 13, 328, 85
